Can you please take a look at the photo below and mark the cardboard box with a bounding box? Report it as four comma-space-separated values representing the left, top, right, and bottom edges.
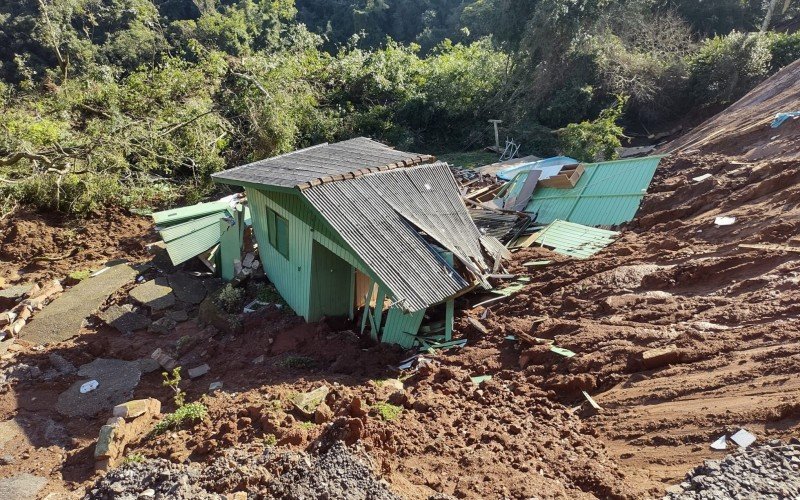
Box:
539, 163, 584, 188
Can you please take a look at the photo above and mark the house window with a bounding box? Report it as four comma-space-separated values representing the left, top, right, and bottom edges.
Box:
267, 207, 289, 259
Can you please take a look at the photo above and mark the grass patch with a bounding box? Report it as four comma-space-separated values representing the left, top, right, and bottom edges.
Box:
297, 421, 316, 430
278, 355, 316, 369
152, 402, 208, 435
122, 452, 145, 465
436, 151, 498, 169
263, 433, 277, 446
68, 269, 91, 282
374, 402, 403, 421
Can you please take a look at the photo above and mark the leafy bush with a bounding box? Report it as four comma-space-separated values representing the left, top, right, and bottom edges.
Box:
215, 284, 245, 314
152, 402, 208, 435
768, 31, 800, 72
278, 355, 316, 369
558, 96, 626, 162
689, 32, 772, 109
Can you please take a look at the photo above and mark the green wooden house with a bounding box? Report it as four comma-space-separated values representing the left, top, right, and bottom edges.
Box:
212, 138, 500, 348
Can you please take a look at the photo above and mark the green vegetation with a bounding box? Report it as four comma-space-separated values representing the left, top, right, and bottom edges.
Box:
161, 367, 185, 407
122, 452, 145, 465
263, 433, 277, 446
436, 151, 498, 169
278, 355, 316, 369
1, 1, 798, 216
374, 402, 403, 421
68, 269, 91, 282
152, 402, 208, 435
297, 421, 316, 430
215, 284, 245, 314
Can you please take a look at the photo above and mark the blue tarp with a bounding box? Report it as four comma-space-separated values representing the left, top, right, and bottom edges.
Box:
771, 112, 800, 128
497, 156, 579, 181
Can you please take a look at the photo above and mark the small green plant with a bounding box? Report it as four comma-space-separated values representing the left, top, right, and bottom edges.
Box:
255, 283, 285, 304
152, 402, 208, 435
374, 402, 403, 421
298, 421, 316, 430
161, 367, 185, 407
122, 452, 145, 465
558, 95, 627, 162
278, 355, 315, 369
263, 434, 277, 446
215, 284, 245, 313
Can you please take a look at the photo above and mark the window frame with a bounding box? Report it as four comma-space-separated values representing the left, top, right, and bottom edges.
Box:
266, 207, 289, 259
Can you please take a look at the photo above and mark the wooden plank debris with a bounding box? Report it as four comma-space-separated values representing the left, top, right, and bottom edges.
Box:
738, 243, 800, 254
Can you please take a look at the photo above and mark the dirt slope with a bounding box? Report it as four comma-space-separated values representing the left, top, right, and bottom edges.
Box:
665, 58, 800, 161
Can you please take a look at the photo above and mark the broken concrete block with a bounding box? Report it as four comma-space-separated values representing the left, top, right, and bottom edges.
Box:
292, 386, 330, 418
166, 309, 189, 323
48, 353, 76, 375
209, 381, 223, 392
130, 278, 176, 312
148, 316, 177, 335
150, 348, 177, 371
187, 364, 210, 379
641, 345, 679, 370
242, 253, 255, 268
99, 304, 151, 334
113, 398, 161, 419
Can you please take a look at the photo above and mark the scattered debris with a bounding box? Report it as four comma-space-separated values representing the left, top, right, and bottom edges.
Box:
466, 317, 489, 335
522, 260, 552, 267
187, 364, 211, 379
209, 381, 223, 392
710, 436, 728, 451
714, 216, 736, 226
95, 398, 161, 470
292, 386, 330, 419
692, 173, 713, 182
730, 429, 757, 449
641, 345, 680, 370
582, 391, 602, 411
529, 220, 619, 259
80, 380, 99, 393
150, 348, 178, 371
770, 111, 800, 128
470, 375, 492, 385
130, 278, 176, 312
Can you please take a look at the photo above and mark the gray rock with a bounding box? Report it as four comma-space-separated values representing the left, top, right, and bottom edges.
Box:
99, 304, 151, 334
130, 278, 176, 312
49, 353, 76, 375
167, 274, 207, 305
148, 316, 177, 335
187, 364, 210, 379
0, 363, 41, 384
55, 358, 142, 418
166, 309, 189, 323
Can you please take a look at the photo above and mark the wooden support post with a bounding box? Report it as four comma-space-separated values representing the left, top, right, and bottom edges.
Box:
445, 298, 454, 342
360, 282, 374, 336
348, 266, 356, 321
373, 286, 386, 341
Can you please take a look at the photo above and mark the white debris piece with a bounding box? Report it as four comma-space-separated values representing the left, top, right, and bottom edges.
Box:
730, 429, 756, 448
710, 435, 728, 450
714, 216, 736, 226
80, 380, 99, 393
692, 173, 712, 182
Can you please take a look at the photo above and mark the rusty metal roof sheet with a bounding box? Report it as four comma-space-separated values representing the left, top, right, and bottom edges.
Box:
302, 162, 486, 311
212, 137, 433, 189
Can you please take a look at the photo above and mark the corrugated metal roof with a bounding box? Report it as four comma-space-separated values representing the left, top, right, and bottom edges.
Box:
302, 162, 484, 311
532, 220, 619, 258
164, 222, 222, 265
524, 155, 665, 226
212, 137, 433, 189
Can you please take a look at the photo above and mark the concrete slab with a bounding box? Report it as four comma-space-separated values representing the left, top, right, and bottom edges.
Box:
0, 474, 46, 499
98, 304, 151, 334
23, 264, 137, 345
168, 273, 207, 305
55, 358, 142, 418
0, 419, 29, 449
0, 283, 32, 309
130, 277, 175, 311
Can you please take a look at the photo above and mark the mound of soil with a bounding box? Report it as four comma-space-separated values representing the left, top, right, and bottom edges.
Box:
0, 208, 155, 283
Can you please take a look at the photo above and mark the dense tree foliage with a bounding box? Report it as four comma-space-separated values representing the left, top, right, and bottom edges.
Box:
0, 0, 799, 215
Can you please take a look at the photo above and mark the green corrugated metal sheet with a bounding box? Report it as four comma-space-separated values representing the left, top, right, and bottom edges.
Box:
382, 307, 426, 348
219, 219, 239, 280
159, 213, 227, 243
152, 202, 231, 226
164, 223, 221, 265
533, 220, 619, 258
525, 155, 664, 226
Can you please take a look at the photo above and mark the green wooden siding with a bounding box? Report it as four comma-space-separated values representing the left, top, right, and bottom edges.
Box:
248, 186, 433, 343
309, 241, 352, 321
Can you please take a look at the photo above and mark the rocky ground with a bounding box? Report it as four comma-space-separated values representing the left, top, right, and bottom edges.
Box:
665, 441, 800, 499
87, 442, 399, 500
